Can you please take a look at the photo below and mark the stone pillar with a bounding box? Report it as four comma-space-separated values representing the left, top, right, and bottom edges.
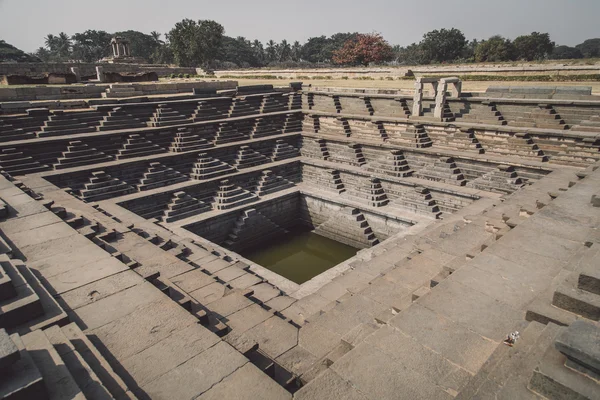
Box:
70, 67, 81, 82
450, 81, 462, 97
96, 66, 105, 83
112, 43, 117, 57
412, 78, 424, 116
124, 43, 130, 56
433, 79, 448, 120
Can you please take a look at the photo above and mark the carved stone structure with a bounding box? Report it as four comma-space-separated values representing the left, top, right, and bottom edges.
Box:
0, 81, 598, 400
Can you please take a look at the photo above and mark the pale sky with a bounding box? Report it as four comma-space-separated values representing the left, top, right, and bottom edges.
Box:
1, 0, 598, 52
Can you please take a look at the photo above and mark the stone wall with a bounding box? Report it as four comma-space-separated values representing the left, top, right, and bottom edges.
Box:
0, 80, 237, 102
0, 62, 198, 78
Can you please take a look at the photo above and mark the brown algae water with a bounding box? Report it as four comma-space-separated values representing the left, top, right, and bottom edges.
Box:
241, 226, 358, 284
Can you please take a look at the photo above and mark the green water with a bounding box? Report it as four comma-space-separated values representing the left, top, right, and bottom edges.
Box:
241, 226, 358, 284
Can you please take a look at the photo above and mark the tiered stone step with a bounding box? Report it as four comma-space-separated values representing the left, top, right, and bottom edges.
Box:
232, 146, 270, 169
260, 94, 289, 113
302, 114, 319, 133
0, 148, 48, 176
80, 171, 135, 201
387, 185, 442, 217
572, 115, 600, 132
54, 140, 112, 170
301, 167, 346, 194
513, 104, 568, 130
466, 165, 524, 194
149, 104, 189, 127
551, 263, 600, 321
223, 208, 288, 251
343, 178, 389, 207
414, 156, 467, 186
168, 127, 213, 152
271, 140, 299, 161
97, 107, 148, 131
16, 321, 137, 400
428, 128, 484, 154
163, 191, 211, 222
190, 153, 236, 180
318, 117, 351, 137
288, 92, 302, 110
214, 121, 251, 145
283, 113, 303, 133
116, 134, 165, 160
347, 120, 385, 142
300, 138, 329, 160
460, 102, 507, 125
191, 99, 233, 122
529, 321, 599, 400
251, 116, 285, 138
327, 142, 366, 167
475, 132, 548, 161
37, 110, 104, 137
229, 96, 263, 118
455, 321, 561, 400
255, 170, 294, 196
137, 162, 188, 191
0, 331, 46, 399
0, 258, 43, 330
314, 207, 378, 248
214, 180, 258, 210
365, 150, 413, 177
101, 84, 143, 98
387, 124, 433, 148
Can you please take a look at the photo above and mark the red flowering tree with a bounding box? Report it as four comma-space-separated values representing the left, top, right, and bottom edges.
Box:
332, 33, 394, 66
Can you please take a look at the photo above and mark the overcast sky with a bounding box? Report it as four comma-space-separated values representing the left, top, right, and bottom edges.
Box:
1, 0, 598, 52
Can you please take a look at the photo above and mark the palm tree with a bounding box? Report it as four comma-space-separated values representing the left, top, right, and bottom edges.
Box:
56, 32, 72, 60
277, 39, 291, 61
150, 31, 164, 44
291, 41, 302, 62
44, 34, 57, 51
265, 40, 277, 63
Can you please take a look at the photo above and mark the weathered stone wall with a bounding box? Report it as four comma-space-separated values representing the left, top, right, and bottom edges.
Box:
0, 62, 198, 78
184, 192, 300, 245
0, 80, 237, 102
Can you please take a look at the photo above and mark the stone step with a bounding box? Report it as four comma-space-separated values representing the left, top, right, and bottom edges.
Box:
21, 329, 86, 400
0, 333, 46, 400
528, 329, 599, 400
0, 259, 43, 330
61, 322, 136, 400
44, 325, 114, 400
552, 274, 600, 321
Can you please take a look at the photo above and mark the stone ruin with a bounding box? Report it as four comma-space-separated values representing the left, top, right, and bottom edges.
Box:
0, 78, 598, 399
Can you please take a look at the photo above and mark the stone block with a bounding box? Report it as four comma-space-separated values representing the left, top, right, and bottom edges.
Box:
0, 328, 19, 370
554, 320, 600, 374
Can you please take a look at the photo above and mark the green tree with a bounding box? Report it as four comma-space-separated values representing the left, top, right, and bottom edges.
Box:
513, 32, 555, 61
332, 33, 394, 66
0, 40, 41, 62
576, 38, 600, 58
474, 36, 516, 62
301, 36, 328, 63
550, 45, 583, 60
419, 28, 467, 63
43, 32, 72, 61
291, 41, 302, 62
265, 40, 277, 63
168, 19, 224, 67
252, 40, 266, 66
71, 30, 112, 62
277, 39, 292, 62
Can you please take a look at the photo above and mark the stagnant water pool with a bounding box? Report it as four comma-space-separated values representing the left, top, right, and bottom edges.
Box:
241, 226, 358, 284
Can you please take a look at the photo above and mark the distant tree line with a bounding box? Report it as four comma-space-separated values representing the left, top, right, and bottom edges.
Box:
22, 20, 600, 68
